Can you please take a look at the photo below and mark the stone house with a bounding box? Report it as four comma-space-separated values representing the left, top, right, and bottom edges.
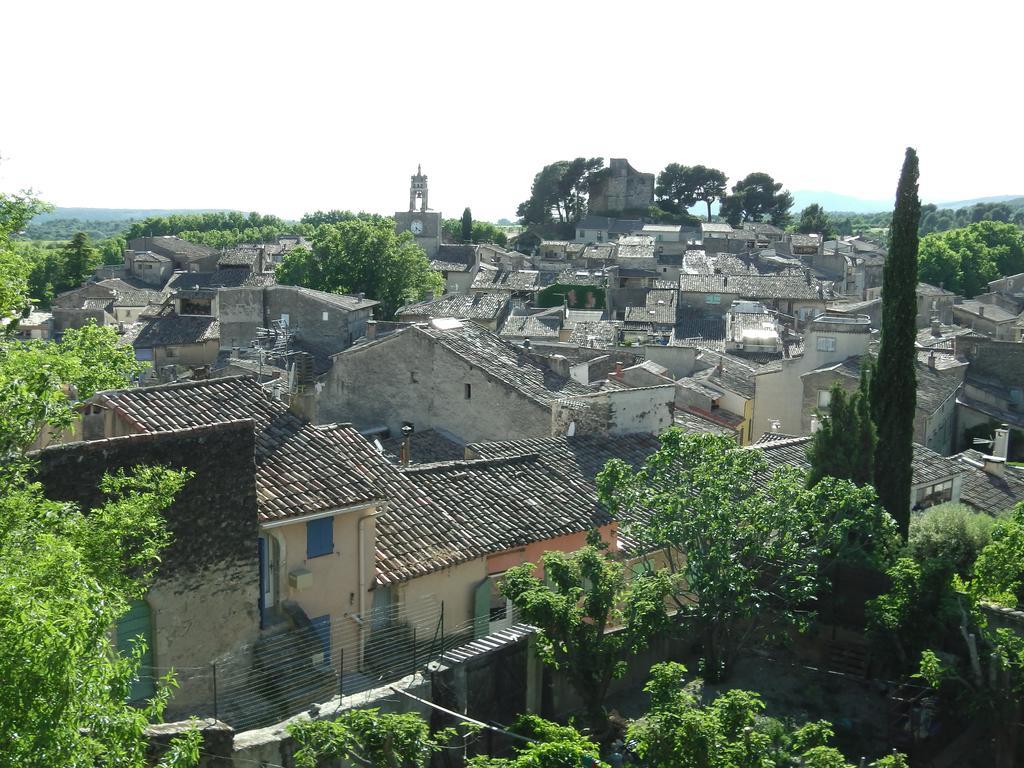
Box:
50, 282, 118, 334
68, 377, 387, 708
3, 307, 52, 340
125, 249, 175, 286
680, 352, 758, 444
430, 244, 479, 294
750, 313, 872, 440
575, 216, 642, 244
396, 293, 510, 331
754, 435, 968, 511
470, 267, 540, 300
952, 299, 1020, 341
32, 420, 261, 718
863, 282, 957, 329
622, 288, 678, 344
317, 320, 594, 443
217, 284, 378, 359
954, 336, 1024, 457
678, 273, 829, 322
128, 236, 220, 272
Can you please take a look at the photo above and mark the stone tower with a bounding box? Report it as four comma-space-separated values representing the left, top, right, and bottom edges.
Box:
409, 164, 429, 212
588, 158, 655, 215
395, 165, 442, 257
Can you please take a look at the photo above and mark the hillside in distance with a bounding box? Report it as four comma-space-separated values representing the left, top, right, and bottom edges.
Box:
934, 195, 1024, 209
30, 207, 238, 224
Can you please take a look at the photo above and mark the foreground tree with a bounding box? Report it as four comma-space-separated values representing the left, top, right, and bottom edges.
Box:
917, 503, 1024, 768
871, 148, 921, 539
468, 715, 605, 768
599, 431, 895, 682
289, 708, 457, 768
806, 369, 876, 487
461, 207, 473, 242
276, 217, 442, 318
500, 539, 671, 736
720, 172, 793, 226
629, 663, 908, 768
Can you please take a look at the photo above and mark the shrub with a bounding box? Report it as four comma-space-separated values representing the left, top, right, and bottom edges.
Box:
907, 503, 996, 578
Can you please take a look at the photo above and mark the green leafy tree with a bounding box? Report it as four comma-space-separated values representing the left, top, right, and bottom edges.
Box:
499, 539, 671, 736
720, 172, 793, 226
918, 220, 1024, 297
461, 207, 473, 242
517, 158, 604, 224
467, 715, 605, 768
276, 217, 442, 318
628, 662, 906, 768
0, 322, 147, 460
806, 370, 876, 487
654, 164, 727, 221
599, 431, 894, 681
917, 505, 1024, 768
442, 218, 509, 246
798, 204, 836, 238
61, 231, 100, 287
687, 165, 729, 222
907, 503, 997, 580
871, 148, 921, 539
289, 708, 458, 768
1, 190, 52, 324
0, 467, 199, 768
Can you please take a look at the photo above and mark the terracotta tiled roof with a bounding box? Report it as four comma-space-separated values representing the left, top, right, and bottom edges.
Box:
91, 376, 383, 522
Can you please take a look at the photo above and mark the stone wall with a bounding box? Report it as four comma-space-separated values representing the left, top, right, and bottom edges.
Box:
217, 286, 265, 350
265, 286, 374, 354
317, 328, 554, 443
589, 158, 655, 215
32, 420, 261, 719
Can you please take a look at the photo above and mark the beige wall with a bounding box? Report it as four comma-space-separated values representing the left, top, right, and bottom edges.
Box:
397, 558, 487, 634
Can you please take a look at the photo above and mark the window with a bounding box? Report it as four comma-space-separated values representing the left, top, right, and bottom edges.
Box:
816, 336, 836, 352
280, 313, 290, 327
578, 231, 584, 239
464, 383, 472, 399
705, 294, 721, 304
322, 311, 329, 321
306, 517, 333, 558
914, 479, 954, 509
817, 389, 832, 408
1011, 388, 1023, 404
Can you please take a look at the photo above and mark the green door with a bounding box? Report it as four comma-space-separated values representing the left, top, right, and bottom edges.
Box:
116, 600, 156, 703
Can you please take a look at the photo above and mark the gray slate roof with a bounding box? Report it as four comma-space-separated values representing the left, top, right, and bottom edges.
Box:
91, 376, 383, 522
430, 244, 477, 273
130, 309, 220, 347
952, 450, 1024, 514
471, 269, 540, 292
499, 313, 562, 339
399, 293, 508, 322
679, 273, 826, 300
165, 269, 276, 291
752, 436, 961, 487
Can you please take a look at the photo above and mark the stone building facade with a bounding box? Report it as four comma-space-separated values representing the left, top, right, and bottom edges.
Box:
588, 158, 655, 215
32, 420, 261, 719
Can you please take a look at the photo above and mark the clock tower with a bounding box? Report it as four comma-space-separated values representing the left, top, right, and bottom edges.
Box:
394, 164, 442, 258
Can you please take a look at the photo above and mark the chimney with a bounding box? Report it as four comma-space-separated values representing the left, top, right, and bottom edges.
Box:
994, 426, 1010, 460
613, 361, 624, 380
978, 305, 985, 317
723, 274, 729, 287
366, 320, 377, 340
983, 455, 1006, 478
357, 292, 364, 303
927, 351, 936, 369
804, 268, 812, 285
931, 318, 942, 337
400, 423, 414, 467
522, 338, 531, 350
716, 357, 724, 375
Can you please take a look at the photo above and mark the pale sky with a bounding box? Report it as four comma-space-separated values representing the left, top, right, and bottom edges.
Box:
2, 0, 1022, 222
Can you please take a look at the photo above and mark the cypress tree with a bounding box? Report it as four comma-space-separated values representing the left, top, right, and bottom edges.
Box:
461, 207, 473, 242
871, 148, 921, 538
806, 367, 876, 487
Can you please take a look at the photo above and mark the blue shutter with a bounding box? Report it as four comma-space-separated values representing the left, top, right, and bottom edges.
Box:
306, 517, 334, 558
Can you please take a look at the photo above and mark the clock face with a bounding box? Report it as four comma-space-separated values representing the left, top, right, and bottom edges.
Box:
410, 219, 424, 235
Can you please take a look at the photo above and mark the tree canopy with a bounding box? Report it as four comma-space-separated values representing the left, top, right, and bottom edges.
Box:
806, 370, 876, 487
517, 158, 604, 225
442, 217, 508, 246
797, 203, 836, 238
918, 220, 1024, 297
720, 172, 794, 226
654, 163, 727, 222
275, 217, 442, 318
500, 539, 671, 735
598, 431, 896, 681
